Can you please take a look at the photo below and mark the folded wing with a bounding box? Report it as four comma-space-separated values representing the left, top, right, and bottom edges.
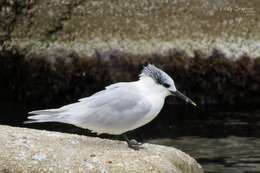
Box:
25, 84, 152, 134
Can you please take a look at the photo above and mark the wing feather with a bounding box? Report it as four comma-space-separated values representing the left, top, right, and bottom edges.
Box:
69, 85, 152, 134
26, 83, 152, 135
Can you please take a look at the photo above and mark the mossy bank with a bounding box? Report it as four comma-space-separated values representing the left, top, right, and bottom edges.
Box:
1, 49, 260, 108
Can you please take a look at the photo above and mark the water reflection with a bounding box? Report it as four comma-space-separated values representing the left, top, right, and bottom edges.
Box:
142, 107, 260, 173
147, 137, 260, 173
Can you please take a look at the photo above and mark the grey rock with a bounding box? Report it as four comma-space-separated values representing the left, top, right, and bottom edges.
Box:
0, 0, 260, 58
0, 125, 203, 173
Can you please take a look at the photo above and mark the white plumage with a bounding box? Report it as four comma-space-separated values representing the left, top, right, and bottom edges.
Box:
25, 64, 196, 147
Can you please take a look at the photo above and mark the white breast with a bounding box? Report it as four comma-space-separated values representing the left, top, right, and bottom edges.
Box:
136, 94, 165, 127
128, 77, 168, 131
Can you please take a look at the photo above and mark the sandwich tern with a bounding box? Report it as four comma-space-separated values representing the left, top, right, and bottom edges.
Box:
25, 64, 196, 149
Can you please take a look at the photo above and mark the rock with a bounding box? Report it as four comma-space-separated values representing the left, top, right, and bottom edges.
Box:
0, 125, 203, 173
0, 0, 260, 58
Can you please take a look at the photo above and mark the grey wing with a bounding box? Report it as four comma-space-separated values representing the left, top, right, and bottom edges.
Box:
70, 86, 152, 134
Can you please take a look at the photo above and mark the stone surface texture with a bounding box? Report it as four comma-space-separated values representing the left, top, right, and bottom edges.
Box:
0, 0, 260, 58
0, 125, 203, 173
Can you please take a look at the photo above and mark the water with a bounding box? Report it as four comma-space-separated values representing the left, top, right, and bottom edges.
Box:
147, 137, 260, 173
0, 100, 260, 173
143, 106, 260, 173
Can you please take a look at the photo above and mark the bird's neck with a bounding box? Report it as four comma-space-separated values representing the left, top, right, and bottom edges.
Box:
135, 77, 170, 98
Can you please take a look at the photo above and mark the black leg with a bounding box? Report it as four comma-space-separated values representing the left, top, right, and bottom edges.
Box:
122, 134, 143, 150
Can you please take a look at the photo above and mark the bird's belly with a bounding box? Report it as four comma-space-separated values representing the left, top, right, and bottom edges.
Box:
128, 96, 165, 132
73, 95, 165, 135
97, 109, 162, 135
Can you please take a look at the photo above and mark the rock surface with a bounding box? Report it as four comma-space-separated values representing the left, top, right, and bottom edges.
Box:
0, 0, 260, 57
0, 125, 203, 173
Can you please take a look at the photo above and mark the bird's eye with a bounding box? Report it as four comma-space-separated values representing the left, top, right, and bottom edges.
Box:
162, 83, 170, 88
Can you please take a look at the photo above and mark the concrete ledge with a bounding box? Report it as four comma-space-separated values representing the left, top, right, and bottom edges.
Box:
0, 125, 203, 173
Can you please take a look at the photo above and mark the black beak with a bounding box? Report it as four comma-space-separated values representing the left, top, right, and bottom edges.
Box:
172, 90, 197, 106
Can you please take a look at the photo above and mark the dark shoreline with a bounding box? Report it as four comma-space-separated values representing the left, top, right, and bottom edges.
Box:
1, 49, 260, 108
1, 49, 260, 140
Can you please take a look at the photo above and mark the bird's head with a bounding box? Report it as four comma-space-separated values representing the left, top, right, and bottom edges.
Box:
139, 64, 196, 106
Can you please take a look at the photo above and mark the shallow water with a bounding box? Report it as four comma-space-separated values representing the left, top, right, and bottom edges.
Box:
144, 108, 260, 173
147, 137, 260, 173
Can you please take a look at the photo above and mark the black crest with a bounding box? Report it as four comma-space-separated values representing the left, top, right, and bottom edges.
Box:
139, 64, 167, 84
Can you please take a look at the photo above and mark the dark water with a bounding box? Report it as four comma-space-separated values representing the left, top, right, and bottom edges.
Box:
144, 107, 260, 173
147, 137, 260, 173
0, 100, 260, 173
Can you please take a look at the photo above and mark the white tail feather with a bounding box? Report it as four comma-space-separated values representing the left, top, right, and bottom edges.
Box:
25, 109, 63, 124
28, 108, 63, 115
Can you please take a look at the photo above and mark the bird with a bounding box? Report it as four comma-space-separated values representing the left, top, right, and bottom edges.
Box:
24, 64, 196, 150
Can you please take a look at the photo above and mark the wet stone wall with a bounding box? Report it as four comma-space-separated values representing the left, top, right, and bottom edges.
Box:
1, 49, 260, 109
0, 0, 260, 113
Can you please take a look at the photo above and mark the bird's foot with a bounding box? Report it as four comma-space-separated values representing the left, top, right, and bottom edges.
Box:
122, 134, 144, 150
127, 139, 143, 150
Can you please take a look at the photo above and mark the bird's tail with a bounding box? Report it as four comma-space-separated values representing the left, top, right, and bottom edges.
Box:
24, 109, 64, 124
